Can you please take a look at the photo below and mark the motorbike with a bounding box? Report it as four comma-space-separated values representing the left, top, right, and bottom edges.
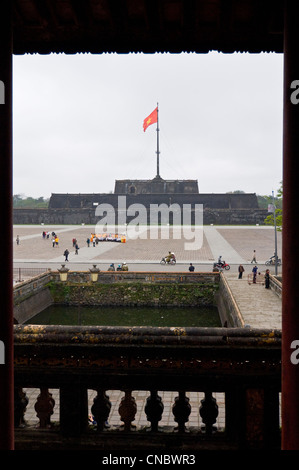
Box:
265, 257, 281, 266
160, 256, 176, 265
213, 261, 230, 270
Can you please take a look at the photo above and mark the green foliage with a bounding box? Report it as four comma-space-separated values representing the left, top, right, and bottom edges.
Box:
264, 208, 282, 231
13, 194, 49, 208
257, 194, 282, 210
263, 182, 283, 231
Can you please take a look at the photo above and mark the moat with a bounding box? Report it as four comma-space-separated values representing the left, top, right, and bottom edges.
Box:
25, 304, 221, 327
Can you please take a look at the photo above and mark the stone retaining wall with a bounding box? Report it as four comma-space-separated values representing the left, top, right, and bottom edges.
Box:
270, 274, 282, 298
13, 272, 53, 324
216, 274, 244, 327
13, 270, 243, 327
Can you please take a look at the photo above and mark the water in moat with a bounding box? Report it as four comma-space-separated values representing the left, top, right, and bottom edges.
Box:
26, 305, 221, 327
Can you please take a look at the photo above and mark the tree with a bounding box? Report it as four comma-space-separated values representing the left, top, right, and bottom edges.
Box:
264, 183, 282, 231
13, 194, 49, 208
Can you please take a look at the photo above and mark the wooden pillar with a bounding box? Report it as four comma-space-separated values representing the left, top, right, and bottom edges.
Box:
0, 1, 13, 450
282, 0, 299, 450
60, 386, 88, 437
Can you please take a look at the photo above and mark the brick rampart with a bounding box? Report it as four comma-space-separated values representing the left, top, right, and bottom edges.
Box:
13, 207, 269, 225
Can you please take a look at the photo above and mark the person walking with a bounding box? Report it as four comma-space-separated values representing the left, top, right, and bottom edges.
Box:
64, 249, 69, 262
189, 263, 195, 272
265, 269, 270, 288
251, 250, 257, 263
75, 243, 79, 255
16, 235, 20, 245
238, 265, 244, 279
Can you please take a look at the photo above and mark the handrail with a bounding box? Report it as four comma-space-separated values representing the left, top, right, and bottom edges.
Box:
14, 325, 281, 346
219, 273, 245, 327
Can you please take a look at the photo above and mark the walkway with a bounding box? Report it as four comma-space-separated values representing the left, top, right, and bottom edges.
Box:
223, 272, 282, 330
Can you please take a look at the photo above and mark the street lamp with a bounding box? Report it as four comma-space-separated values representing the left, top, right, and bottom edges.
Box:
272, 191, 278, 276
89, 264, 100, 282
58, 264, 69, 282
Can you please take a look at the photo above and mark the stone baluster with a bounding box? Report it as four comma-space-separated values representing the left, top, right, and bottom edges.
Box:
91, 389, 111, 432
118, 390, 137, 432
34, 387, 55, 428
14, 387, 29, 427
144, 390, 164, 432
199, 391, 218, 434
172, 391, 191, 432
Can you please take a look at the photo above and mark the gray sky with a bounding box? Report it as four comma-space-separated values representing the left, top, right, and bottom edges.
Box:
12, 51, 283, 199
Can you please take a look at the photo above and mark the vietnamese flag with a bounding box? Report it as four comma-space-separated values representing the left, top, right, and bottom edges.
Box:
143, 107, 158, 132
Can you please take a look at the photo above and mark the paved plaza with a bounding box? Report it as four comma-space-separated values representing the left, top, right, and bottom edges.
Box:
13, 224, 282, 273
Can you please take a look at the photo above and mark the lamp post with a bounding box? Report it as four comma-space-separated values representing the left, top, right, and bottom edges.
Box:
58, 264, 69, 282
89, 264, 100, 282
272, 191, 278, 276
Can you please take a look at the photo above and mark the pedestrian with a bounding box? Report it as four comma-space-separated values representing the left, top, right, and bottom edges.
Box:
75, 243, 79, 255
265, 269, 270, 289
16, 235, 20, 245
189, 263, 195, 272
252, 265, 258, 283
72, 238, 76, 247
251, 250, 257, 263
52, 237, 55, 248
86, 237, 90, 247
238, 265, 244, 279
64, 249, 69, 262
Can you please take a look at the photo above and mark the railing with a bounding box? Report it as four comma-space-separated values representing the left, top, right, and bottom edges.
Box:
14, 325, 281, 451
13, 271, 51, 299
270, 275, 282, 298
13, 267, 50, 284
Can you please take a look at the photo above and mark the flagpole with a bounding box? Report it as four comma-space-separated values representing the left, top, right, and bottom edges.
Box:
156, 102, 160, 178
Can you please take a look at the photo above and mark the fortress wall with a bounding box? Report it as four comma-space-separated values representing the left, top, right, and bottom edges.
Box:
114, 179, 199, 194
48, 193, 259, 210
13, 207, 269, 225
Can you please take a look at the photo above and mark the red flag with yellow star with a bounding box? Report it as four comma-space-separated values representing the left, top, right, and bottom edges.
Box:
143, 107, 158, 132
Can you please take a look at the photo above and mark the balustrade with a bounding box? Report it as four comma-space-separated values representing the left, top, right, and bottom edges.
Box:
15, 388, 225, 434
13, 325, 281, 450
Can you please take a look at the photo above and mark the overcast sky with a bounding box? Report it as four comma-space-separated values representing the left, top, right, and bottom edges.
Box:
12, 51, 283, 199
